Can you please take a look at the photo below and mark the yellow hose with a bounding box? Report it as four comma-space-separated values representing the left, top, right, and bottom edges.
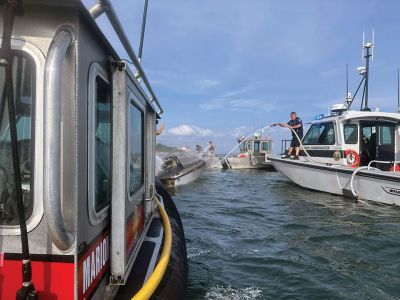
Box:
131, 198, 172, 300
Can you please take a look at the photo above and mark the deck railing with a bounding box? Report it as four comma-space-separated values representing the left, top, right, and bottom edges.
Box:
88, 0, 163, 114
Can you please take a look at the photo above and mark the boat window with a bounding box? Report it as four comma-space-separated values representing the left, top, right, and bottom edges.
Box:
361, 126, 375, 140
343, 124, 358, 144
262, 142, 270, 151
302, 122, 335, 145
379, 126, 393, 145
129, 102, 144, 195
239, 142, 246, 152
246, 141, 252, 151
94, 76, 112, 212
254, 141, 260, 151
0, 51, 35, 225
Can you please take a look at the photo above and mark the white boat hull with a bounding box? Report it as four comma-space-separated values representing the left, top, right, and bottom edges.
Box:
221, 157, 274, 170
173, 161, 206, 186
159, 160, 206, 187
270, 156, 400, 206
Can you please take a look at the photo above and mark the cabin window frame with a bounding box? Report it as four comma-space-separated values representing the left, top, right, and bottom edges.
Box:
88, 62, 112, 226
0, 39, 45, 235
246, 141, 253, 151
302, 121, 336, 146
127, 92, 145, 200
261, 141, 270, 152
343, 124, 358, 144
239, 142, 246, 152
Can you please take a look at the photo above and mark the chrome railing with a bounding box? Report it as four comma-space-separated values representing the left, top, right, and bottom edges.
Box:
88, 0, 163, 114
43, 27, 75, 251
368, 160, 399, 172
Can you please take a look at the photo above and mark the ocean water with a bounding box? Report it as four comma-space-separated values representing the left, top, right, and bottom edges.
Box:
169, 169, 400, 300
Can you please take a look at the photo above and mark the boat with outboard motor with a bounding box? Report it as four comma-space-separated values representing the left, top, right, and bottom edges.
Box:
270, 34, 400, 206
0, 1, 187, 299
221, 134, 274, 170
157, 153, 207, 187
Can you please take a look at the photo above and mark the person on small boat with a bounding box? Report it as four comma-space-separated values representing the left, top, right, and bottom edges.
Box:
208, 141, 215, 153
272, 111, 303, 160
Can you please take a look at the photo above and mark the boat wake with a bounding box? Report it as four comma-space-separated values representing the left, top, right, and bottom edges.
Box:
187, 247, 212, 258
205, 285, 263, 300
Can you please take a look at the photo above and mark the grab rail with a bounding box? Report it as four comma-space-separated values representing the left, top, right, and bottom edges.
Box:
88, 0, 163, 114
43, 28, 75, 251
368, 160, 399, 172
132, 197, 172, 300
350, 165, 381, 198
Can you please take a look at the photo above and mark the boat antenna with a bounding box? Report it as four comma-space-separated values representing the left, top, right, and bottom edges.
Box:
360, 30, 374, 111
0, 0, 38, 299
138, 0, 150, 63
346, 64, 349, 97
344, 64, 352, 108
397, 68, 400, 112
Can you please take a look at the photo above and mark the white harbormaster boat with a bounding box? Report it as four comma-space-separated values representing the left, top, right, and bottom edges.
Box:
270, 35, 400, 206
0, 0, 187, 299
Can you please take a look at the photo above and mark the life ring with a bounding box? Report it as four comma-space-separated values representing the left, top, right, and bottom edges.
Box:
238, 153, 248, 158
345, 149, 360, 168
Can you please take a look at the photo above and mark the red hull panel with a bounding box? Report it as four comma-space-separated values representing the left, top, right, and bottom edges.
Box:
0, 260, 74, 300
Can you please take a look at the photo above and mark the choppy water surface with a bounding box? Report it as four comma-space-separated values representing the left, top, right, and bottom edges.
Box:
169, 170, 400, 300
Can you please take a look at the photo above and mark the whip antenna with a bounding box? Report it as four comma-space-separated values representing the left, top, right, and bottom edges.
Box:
397, 68, 400, 112
360, 30, 374, 111
138, 0, 150, 62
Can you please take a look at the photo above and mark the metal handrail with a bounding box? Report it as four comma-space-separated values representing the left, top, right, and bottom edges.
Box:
368, 159, 399, 172
43, 27, 75, 251
88, 0, 163, 114
280, 139, 291, 155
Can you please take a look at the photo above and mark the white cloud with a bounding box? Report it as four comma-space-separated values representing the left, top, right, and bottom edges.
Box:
231, 126, 256, 138
197, 79, 221, 89
199, 98, 225, 111
230, 99, 279, 113
200, 96, 280, 113
168, 124, 213, 137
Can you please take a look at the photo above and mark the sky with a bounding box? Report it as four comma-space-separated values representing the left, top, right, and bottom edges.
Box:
83, 0, 400, 153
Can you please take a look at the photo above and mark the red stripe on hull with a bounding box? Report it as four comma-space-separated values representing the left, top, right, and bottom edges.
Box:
0, 260, 74, 300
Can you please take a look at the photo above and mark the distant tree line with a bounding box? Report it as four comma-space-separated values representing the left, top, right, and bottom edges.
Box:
156, 143, 185, 153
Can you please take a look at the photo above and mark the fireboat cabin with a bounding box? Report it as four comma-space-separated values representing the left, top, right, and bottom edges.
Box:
0, 1, 187, 299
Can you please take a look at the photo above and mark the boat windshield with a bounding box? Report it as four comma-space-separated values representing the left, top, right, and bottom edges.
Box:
262, 141, 270, 152
303, 122, 335, 145
239, 142, 246, 152
0, 51, 34, 226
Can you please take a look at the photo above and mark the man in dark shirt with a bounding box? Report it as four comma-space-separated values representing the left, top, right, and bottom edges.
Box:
272, 112, 303, 159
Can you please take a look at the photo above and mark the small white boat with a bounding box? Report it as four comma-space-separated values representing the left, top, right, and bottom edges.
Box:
221, 135, 274, 170
270, 35, 400, 206
157, 154, 207, 187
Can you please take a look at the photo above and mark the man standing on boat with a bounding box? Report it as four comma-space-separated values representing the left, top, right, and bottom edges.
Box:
272, 112, 303, 160
208, 141, 215, 153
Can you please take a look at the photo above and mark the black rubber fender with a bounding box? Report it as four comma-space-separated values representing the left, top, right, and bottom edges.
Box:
152, 179, 188, 300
